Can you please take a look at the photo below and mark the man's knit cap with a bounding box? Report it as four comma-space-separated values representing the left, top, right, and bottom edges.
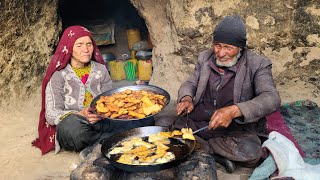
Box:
213, 15, 247, 48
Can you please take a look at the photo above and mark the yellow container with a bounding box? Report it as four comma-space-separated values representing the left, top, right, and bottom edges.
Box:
138, 60, 152, 81
109, 60, 126, 81
127, 29, 141, 50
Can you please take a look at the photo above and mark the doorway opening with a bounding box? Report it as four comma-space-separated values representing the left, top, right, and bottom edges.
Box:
59, 0, 153, 85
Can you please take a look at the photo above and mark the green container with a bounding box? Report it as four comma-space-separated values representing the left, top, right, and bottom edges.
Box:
124, 61, 137, 81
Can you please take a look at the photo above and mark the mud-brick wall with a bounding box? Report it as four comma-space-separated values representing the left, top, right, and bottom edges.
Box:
0, 0, 319, 106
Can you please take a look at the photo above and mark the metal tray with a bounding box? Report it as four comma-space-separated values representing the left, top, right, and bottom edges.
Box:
90, 85, 170, 121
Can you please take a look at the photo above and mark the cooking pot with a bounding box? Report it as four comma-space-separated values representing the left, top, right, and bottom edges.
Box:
136, 51, 152, 60
102, 52, 115, 61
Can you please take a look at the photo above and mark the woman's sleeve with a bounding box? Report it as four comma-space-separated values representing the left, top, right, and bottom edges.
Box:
100, 65, 112, 92
45, 72, 77, 125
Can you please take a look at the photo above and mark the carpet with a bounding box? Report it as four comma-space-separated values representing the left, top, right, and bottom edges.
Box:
266, 100, 320, 159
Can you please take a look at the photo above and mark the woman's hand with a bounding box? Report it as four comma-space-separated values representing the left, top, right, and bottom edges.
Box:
208, 105, 242, 130
78, 107, 102, 124
176, 96, 194, 115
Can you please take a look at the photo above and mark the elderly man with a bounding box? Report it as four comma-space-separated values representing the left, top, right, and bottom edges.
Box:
157, 15, 281, 173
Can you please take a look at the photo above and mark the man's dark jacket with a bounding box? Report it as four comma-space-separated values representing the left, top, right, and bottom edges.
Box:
178, 48, 281, 129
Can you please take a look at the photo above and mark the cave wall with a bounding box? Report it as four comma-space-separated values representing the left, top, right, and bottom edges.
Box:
0, 0, 319, 106
0, 0, 60, 105
131, 0, 320, 104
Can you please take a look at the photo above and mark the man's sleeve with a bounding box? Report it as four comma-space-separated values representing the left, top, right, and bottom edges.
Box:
236, 59, 281, 123
177, 50, 208, 102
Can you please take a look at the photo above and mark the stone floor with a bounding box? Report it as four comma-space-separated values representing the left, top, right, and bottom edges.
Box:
109, 79, 254, 180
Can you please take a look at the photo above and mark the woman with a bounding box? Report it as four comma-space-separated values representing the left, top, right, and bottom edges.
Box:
32, 26, 153, 155
32, 25, 111, 155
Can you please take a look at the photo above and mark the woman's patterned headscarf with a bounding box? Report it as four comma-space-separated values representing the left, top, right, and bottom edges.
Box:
32, 25, 105, 155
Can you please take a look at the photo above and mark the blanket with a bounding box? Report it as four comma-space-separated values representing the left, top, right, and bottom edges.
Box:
266, 100, 320, 159
279, 106, 320, 159
249, 131, 320, 180
250, 100, 320, 180
266, 111, 305, 158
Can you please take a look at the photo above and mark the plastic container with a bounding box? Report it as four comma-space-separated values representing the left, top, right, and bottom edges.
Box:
138, 60, 152, 81
127, 59, 138, 78
102, 52, 115, 71
102, 52, 115, 61
124, 61, 136, 81
129, 50, 138, 77
127, 29, 141, 50
109, 60, 126, 81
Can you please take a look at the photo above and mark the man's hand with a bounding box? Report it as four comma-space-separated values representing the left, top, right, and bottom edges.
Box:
78, 107, 102, 124
176, 96, 194, 115
208, 105, 242, 130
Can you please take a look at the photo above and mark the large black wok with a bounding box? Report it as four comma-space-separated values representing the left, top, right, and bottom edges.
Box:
90, 85, 170, 121
101, 126, 195, 172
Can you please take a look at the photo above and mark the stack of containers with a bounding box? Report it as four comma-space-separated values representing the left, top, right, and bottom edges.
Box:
136, 51, 152, 81
126, 29, 141, 80
126, 29, 141, 50
126, 28, 153, 81
109, 54, 129, 81
109, 60, 126, 81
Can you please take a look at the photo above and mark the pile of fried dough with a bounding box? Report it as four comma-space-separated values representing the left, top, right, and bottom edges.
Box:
107, 128, 195, 165
161, 128, 195, 141
95, 89, 166, 119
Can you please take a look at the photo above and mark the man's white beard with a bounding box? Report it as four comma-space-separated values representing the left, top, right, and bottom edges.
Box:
216, 51, 242, 68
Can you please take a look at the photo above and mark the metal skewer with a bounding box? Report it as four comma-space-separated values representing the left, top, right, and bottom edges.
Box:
192, 125, 208, 134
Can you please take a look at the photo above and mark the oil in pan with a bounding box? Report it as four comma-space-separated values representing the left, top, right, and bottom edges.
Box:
107, 136, 192, 165
167, 138, 191, 160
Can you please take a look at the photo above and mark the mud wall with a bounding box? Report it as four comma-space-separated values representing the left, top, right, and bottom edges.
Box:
0, 0, 319, 105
